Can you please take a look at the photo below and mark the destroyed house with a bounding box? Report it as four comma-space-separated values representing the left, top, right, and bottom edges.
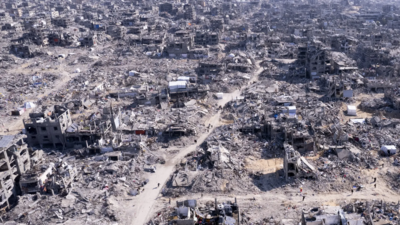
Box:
107, 25, 125, 39
0, 147, 14, 208
80, 34, 97, 47
35, 13, 51, 26
48, 32, 64, 46
127, 24, 145, 35
306, 48, 332, 79
194, 31, 219, 46
322, 75, 356, 99
190, 48, 209, 59
139, 15, 151, 22
331, 52, 357, 74
210, 18, 224, 31
286, 127, 314, 152
298, 45, 307, 65
168, 199, 240, 225
128, 123, 156, 136
52, 162, 77, 193
385, 88, 400, 110
23, 105, 72, 148
2, 135, 31, 180
10, 44, 33, 58
134, 91, 161, 105
197, 61, 225, 76
164, 124, 189, 136
64, 99, 94, 114
283, 143, 316, 180
22, 18, 43, 30
165, 34, 194, 58
2, 23, 22, 32
183, 4, 196, 20
227, 63, 253, 73
168, 81, 209, 98
122, 18, 137, 26
92, 22, 106, 31
265, 120, 285, 140
51, 17, 72, 28
64, 123, 102, 149
0, 135, 32, 208
141, 33, 165, 45
120, 9, 138, 18
159, 2, 175, 15
27, 28, 49, 46
127, 34, 141, 44
0, 12, 12, 23
20, 163, 54, 195
301, 206, 355, 225
63, 106, 119, 148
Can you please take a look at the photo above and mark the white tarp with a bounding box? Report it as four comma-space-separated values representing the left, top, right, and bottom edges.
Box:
350, 119, 365, 124
215, 93, 223, 99
24, 102, 36, 109
129, 71, 137, 76
347, 105, 357, 116
177, 76, 190, 81
169, 81, 187, 89
282, 106, 296, 114
381, 145, 396, 155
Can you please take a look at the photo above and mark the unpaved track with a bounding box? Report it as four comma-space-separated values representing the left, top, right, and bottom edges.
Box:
127, 113, 220, 225
169, 179, 400, 204
3, 65, 75, 134
128, 64, 263, 225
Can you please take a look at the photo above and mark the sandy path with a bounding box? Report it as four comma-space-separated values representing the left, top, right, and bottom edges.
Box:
2, 64, 75, 134
147, 174, 400, 223
167, 177, 400, 204
127, 63, 264, 225
127, 112, 220, 225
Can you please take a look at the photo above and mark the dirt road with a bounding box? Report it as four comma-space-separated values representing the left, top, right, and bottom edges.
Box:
147, 174, 400, 223
128, 64, 264, 225
2, 65, 75, 135
168, 179, 400, 204
128, 112, 221, 225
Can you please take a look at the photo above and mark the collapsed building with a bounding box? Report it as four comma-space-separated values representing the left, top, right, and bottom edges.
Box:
153, 199, 240, 225
0, 135, 31, 208
1, 0, 400, 224
23, 105, 121, 149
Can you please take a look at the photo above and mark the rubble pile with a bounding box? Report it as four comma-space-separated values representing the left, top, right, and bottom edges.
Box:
6, 148, 162, 224
0, 0, 399, 224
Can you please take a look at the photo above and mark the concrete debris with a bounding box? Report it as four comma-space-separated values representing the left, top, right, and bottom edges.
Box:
0, 0, 398, 224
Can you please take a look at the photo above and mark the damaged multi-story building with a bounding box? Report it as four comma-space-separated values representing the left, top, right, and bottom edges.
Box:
79, 33, 98, 47
24, 105, 122, 149
9, 44, 34, 58
183, 4, 196, 20
2, 0, 400, 224
305, 42, 332, 79
51, 17, 72, 28
194, 30, 219, 46
283, 142, 316, 180
0, 135, 32, 208
23, 105, 73, 148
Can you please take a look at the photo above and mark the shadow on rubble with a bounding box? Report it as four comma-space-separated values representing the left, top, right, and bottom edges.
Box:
156, 134, 190, 146
250, 170, 287, 192
9, 45, 34, 59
